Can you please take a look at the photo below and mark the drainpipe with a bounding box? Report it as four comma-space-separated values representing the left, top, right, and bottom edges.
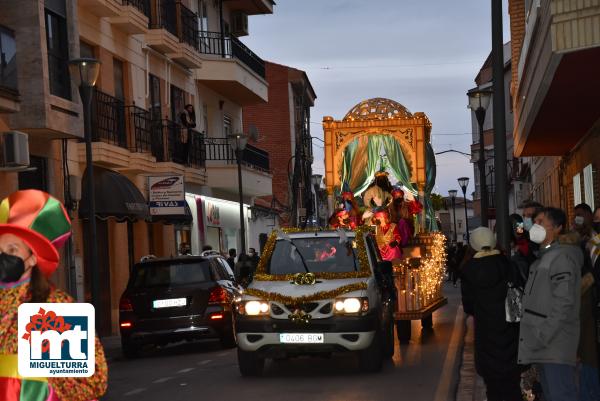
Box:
219, 0, 225, 57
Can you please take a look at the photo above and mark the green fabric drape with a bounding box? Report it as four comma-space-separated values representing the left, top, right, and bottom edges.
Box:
376, 136, 416, 194
339, 136, 380, 196
425, 142, 439, 231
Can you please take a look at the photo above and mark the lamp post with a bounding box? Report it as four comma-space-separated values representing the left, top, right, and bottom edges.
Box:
228, 133, 248, 255
69, 58, 101, 315
311, 174, 322, 227
458, 177, 470, 244
467, 87, 492, 228
448, 190, 458, 243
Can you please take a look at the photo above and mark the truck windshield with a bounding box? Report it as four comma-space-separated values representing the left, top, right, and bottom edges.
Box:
267, 237, 359, 275
132, 261, 211, 288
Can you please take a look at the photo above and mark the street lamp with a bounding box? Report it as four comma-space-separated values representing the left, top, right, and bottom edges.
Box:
311, 174, 322, 227
228, 133, 248, 256
69, 58, 101, 316
448, 190, 458, 243
467, 86, 492, 228
458, 177, 470, 244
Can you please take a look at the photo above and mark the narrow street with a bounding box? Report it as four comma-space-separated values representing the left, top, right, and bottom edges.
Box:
102, 283, 465, 401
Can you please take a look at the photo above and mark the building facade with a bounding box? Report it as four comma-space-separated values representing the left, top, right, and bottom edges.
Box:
438, 197, 474, 244
243, 61, 317, 227
468, 41, 532, 227
509, 0, 600, 217
0, 0, 275, 335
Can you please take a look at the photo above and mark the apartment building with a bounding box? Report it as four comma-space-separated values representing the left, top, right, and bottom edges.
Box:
0, 0, 274, 335
437, 196, 474, 244
509, 0, 600, 217
243, 61, 317, 227
468, 42, 532, 226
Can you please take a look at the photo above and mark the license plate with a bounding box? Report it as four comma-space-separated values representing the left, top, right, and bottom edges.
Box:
279, 333, 324, 344
153, 298, 187, 308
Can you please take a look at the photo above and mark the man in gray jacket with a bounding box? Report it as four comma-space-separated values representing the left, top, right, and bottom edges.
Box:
519, 207, 584, 400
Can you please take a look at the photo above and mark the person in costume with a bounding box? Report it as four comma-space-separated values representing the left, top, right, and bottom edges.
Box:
340, 184, 363, 228
372, 208, 403, 262
389, 187, 414, 245
328, 209, 358, 230
0, 190, 108, 401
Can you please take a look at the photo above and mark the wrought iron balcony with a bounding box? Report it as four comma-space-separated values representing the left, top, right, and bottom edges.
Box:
197, 31, 266, 78
123, 0, 150, 17
204, 137, 270, 172
149, 0, 178, 36
91, 90, 127, 148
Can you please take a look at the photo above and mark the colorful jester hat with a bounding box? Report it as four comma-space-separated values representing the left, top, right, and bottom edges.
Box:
0, 190, 71, 277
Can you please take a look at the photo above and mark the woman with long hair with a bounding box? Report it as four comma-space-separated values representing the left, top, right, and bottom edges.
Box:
0, 190, 108, 401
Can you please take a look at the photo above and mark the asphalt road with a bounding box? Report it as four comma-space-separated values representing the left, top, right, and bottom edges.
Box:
102, 283, 465, 401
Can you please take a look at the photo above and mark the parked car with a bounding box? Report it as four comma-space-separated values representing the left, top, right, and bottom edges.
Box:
119, 252, 242, 358
235, 230, 396, 376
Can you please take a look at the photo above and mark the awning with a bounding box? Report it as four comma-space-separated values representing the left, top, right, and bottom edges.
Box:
148, 200, 193, 225
79, 166, 149, 221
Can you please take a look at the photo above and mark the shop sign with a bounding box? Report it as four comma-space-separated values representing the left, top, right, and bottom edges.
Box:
149, 175, 185, 215
206, 202, 221, 225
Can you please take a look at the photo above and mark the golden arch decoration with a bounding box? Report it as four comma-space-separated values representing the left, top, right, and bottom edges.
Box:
323, 98, 432, 202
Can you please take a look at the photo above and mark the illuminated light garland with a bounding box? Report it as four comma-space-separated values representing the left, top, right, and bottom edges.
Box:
393, 232, 447, 312
253, 226, 374, 281
244, 282, 368, 304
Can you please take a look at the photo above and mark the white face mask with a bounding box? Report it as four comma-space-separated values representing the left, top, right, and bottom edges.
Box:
529, 224, 547, 244
574, 216, 585, 226
523, 217, 533, 231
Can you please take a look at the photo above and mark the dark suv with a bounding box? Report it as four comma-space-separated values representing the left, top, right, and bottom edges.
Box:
119, 252, 242, 358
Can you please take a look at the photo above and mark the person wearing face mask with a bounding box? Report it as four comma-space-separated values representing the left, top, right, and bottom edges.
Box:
521, 201, 544, 232
0, 190, 108, 401
248, 247, 260, 268
590, 207, 600, 271
518, 207, 583, 401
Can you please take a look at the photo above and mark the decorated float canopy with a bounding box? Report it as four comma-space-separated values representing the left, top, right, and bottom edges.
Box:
322, 98, 438, 230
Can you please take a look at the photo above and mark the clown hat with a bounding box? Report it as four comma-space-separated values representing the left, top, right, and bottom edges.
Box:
0, 190, 71, 277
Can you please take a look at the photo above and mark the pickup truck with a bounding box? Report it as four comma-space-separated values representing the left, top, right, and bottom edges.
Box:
234, 228, 395, 376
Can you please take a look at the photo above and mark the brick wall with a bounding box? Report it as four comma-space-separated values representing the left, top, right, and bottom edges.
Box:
243, 62, 293, 219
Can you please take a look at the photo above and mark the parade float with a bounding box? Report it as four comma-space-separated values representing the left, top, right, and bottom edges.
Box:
322, 98, 447, 342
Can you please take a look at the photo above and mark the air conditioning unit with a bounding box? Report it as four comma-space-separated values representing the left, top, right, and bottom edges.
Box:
0, 131, 29, 169
231, 12, 249, 37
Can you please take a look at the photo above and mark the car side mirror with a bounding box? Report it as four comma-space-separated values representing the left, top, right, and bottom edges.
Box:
377, 261, 393, 276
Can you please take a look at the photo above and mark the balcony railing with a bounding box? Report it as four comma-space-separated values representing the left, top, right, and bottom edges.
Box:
204, 138, 270, 172
123, 0, 151, 17
150, 0, 177, 36
91, 90, 127, 148
197, 31, 266, 78
176, 2, 199, 50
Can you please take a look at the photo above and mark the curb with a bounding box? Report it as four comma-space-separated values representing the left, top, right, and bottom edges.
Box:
455, 316, 486, 401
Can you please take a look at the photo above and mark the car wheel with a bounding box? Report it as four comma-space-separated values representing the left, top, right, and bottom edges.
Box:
396, 320, 411, 344
358, 330, 383, 373
121, 339, 140, 359
237, 348, 265, 377
220, 325, 237, 349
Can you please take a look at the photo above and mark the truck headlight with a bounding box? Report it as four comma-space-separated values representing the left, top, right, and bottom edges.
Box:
334, 297, 369, 314
238, 300, 269, 316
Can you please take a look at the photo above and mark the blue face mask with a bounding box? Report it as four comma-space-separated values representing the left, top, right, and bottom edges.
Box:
523, 217, 533, 231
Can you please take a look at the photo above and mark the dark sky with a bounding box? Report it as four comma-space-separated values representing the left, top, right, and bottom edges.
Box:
242, 0, 510, 197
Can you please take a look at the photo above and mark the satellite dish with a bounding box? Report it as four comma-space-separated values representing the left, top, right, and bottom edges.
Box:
249, 124, 260, 141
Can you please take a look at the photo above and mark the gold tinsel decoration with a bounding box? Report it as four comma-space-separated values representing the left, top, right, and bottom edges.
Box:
253, 226, 374, 282
244, 282, 368, 304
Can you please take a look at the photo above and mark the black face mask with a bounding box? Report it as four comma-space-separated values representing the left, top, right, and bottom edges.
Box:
0, 253, 26, 283
593, 222, 600, 233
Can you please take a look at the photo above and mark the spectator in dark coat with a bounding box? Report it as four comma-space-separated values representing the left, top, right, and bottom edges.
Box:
461, 227, 522, 401
227, 248, 236, 269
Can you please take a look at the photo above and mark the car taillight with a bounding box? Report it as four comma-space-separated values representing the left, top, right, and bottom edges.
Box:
119, 296, 133, 312
208, 287, 228, 304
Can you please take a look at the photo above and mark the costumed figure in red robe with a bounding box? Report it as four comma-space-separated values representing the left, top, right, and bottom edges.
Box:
389, 186, 413, 246
340, 183, 364, 228
328, 209, 358, 230
372, 208, 403, 262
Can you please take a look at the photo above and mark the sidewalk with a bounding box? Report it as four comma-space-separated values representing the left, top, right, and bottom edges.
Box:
456, 316, 486, 401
